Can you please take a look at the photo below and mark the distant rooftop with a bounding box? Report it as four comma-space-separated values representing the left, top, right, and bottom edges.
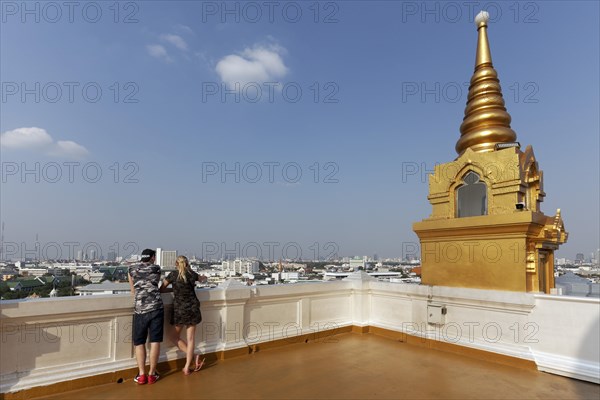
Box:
76, 281, 131, 292
556, 272, 600, 298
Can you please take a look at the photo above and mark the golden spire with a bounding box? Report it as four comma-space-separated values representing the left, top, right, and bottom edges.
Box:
455, 11, 517, 155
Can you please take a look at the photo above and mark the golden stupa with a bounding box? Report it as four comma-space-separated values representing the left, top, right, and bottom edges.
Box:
413, 11, 567, 293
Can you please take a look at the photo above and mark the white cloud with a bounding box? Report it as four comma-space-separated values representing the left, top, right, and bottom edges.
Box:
48, 141, 89, 159
216, 45, 289, 87
160, 34, 188, 51
175, 24, 194, 35
0, 127, 53, 149
146, 44, 172, 62
1, 127, 88, 160
147, 33, 189, 63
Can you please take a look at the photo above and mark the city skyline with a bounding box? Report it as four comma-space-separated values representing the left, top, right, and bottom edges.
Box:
1, 2, 598, 261
1, 238, 598, 265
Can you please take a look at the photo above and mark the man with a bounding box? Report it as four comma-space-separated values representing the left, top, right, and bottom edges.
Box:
128, 248, 165, 384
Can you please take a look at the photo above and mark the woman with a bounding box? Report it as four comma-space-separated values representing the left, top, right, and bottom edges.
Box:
162, 255, 206, 375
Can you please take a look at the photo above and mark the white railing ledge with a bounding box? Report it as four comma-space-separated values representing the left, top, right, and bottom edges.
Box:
533, 293, 600, 304
249, 280, 350, 297
0, 294, 134, 319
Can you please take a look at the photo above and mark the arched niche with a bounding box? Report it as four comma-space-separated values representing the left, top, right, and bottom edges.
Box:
456, 171, 487, 217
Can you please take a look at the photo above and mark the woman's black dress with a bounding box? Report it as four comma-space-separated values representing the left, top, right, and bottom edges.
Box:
165, 270, 202, 326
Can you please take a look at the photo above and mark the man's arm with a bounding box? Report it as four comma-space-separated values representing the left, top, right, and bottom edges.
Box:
128, 272, 134, 296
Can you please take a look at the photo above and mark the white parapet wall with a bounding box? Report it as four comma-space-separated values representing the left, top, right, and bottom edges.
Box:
1, 272, 598, 393
529, 294, 600, 383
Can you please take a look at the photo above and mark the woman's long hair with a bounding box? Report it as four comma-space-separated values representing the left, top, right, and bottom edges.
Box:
176, 255, 190, 283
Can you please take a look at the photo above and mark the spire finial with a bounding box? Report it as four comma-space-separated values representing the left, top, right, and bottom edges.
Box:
475, 10, 489, 27
455, 11, 517, 155
474, 11, 492, 67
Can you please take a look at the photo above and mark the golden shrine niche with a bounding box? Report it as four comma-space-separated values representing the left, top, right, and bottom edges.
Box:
413, 11, 567, 293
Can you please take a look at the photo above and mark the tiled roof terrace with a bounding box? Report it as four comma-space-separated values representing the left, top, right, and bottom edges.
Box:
33, 332, 599, 400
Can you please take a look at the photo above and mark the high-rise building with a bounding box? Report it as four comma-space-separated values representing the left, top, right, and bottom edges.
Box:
162, 251, 177, 268
221, 259, 259, 276
156, 248, 177, 268
155, 248, 162, 266
349, 257, 365, 270
107, 251, 117, 262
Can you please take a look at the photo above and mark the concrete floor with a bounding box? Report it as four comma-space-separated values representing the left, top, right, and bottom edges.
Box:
35, 333, 599, 400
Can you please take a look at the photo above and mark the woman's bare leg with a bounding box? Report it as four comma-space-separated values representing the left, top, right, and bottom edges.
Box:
171, 324, 188, 353
184, 325, 196, 372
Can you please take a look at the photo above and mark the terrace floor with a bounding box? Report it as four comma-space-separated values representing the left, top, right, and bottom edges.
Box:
34, 333, 599, 400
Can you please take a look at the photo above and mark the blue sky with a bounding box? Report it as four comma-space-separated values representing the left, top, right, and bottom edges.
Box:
1, 1, 598, 261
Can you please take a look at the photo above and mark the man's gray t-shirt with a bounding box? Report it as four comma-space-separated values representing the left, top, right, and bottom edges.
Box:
128, 263, 163, 314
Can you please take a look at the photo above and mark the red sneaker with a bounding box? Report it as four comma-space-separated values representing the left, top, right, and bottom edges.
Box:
148, 373, 160, 384
134, 374, 147, 385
